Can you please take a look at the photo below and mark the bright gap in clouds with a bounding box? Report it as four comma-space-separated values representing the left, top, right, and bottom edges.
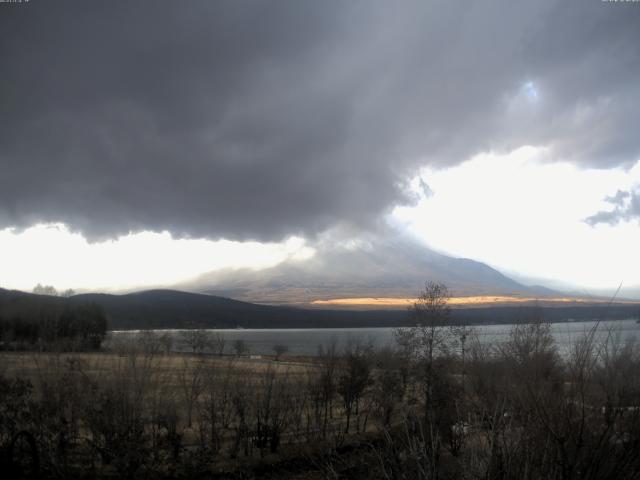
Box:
393, 146, 640, 290
0, 225, 315, 292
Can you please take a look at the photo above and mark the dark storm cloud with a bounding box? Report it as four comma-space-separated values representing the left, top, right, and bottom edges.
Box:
586, 188, 640, 226
1, 0, 639, 241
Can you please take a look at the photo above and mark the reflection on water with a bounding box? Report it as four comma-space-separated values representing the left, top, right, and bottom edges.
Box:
108, 319, 640, 356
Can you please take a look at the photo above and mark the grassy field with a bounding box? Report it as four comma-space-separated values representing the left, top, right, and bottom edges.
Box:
0, 351, 313, 380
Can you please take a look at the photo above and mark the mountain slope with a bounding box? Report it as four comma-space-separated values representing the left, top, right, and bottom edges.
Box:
187, 234, 548, 304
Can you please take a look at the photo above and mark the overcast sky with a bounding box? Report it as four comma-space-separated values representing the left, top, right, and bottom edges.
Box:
1, 0, 639, 292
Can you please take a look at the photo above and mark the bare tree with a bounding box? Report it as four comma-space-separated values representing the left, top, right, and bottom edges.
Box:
272, 343, 288, 361
395, 281, 455, 416
213, 332, 226, 356
500, 310, 560, 389
317, 340, 339, 438
176, 357, 204, 428
199, 359, 236, 454
337, 342, 372, 433
158, 333, 173, 355
232, 339, 249, 357
181, 329, 210, 354
230, 374, 251, 458
253, 367, 283, 457
371, 347, 405, 427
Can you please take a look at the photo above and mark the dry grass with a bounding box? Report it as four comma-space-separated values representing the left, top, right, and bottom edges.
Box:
0, 351, 312, 383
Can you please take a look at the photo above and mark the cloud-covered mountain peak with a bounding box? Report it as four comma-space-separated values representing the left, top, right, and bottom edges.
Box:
186, 234, 545, 305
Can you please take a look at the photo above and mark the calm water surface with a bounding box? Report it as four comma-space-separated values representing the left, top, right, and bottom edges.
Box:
109, 319, 640, 356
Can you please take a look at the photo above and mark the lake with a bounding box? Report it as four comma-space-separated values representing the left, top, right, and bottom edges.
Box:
108, 318, 640, 356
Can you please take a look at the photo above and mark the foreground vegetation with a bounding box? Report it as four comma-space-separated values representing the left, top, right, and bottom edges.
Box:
1, 283, 640, 479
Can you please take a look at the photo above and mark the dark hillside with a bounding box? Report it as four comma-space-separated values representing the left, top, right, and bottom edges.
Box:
73, 289, 640, 329
71, 289, 409, 329
2, 288, 638, 330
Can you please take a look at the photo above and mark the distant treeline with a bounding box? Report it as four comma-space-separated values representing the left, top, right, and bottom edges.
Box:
452, 304, 640, 325
0, 292, 107, 350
